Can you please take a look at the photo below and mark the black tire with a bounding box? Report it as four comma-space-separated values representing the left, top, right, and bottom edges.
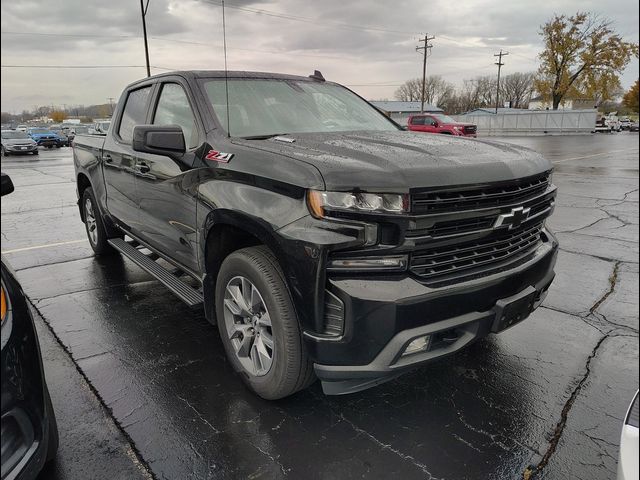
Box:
81, 187, 117, 255
215, 246, 315, 399
44, 387, 59, 462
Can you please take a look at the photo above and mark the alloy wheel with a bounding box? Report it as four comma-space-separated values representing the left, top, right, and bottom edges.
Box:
223, 276, 274, 377
84, 197, 98, 245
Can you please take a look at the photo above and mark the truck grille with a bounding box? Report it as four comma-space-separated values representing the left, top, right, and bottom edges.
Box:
411, 171, 551, 214
410, 222, 543, 285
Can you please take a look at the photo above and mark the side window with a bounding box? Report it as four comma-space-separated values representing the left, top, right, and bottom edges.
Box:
118, 86, 152, 143
424, 117, 436, 126
411, 116, 425, 125
153, 83, 199, 149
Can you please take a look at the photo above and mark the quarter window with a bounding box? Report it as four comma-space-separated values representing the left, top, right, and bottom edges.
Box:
118, 86, 152, 143
153, 83, 199, 149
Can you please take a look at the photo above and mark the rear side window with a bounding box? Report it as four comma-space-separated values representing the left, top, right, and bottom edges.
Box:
118, 86, 152, 143
411, 116, 425, 125
153, 83, 199, 149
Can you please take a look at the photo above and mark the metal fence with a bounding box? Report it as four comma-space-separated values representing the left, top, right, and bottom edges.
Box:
453, 109, 597, 136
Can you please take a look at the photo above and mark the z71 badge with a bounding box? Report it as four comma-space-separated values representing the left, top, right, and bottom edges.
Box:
205, 150, 234, 163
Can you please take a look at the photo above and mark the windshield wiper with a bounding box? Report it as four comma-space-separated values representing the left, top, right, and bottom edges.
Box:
240, 134, 294, 142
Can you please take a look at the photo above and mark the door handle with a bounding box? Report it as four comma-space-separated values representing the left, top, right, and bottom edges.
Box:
104, 154, 113, 163
137, 162, 150, 173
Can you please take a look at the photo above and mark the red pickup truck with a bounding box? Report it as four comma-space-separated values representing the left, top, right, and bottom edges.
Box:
407, 113, 477, 137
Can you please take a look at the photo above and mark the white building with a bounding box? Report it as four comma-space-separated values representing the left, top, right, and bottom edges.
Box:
528, 96, 596, 110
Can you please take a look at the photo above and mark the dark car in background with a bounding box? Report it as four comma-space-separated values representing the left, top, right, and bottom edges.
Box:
1, 173, 59, 479
48, 125, 70, 147
1, 131, 38, 156
27, 128, 62, 149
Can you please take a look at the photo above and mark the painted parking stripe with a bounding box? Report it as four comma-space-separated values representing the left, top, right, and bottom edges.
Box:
1, 239, 87, 254
554, 148, 639, 163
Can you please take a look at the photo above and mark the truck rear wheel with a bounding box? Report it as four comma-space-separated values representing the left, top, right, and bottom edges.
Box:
215, 246, 315, 399
82, 188, 117, 255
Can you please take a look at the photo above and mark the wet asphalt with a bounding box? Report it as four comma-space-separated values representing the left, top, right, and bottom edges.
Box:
0, 133, 638, 480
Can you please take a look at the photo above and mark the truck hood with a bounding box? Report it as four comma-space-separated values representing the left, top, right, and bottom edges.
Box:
234, 130, 550, 191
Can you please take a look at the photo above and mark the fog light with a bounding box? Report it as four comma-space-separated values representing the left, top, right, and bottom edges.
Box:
402, 335, 431, 356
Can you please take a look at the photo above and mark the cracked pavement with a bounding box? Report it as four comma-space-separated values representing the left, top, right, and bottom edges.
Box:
1, 134, 638, 479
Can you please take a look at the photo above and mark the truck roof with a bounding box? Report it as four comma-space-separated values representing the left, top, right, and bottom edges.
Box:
126, 70, 330, 89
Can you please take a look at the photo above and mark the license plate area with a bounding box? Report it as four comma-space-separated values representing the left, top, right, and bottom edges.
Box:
492, 286, 537, 333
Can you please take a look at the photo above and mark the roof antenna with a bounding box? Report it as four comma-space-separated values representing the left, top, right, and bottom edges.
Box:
222, 0, 231, 137
309, 70, 325, 82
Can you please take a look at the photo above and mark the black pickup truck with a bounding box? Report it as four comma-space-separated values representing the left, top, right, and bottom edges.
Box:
73, 70, 558, 399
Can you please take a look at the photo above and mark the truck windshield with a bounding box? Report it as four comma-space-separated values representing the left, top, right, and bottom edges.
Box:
203, 78, 398, 138
433, 114, 458, 124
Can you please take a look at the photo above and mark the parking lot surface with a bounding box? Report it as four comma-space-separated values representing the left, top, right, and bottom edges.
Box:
1, 134, 638, 480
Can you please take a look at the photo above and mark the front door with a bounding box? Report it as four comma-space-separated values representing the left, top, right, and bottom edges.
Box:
103, 85, 153, 230
135, 81, 202, 274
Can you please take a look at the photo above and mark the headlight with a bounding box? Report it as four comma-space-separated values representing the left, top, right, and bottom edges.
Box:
1, 283, 7, 326
307, 190, 409, 218
453, 126, 462, 131
327, 255, 408, 272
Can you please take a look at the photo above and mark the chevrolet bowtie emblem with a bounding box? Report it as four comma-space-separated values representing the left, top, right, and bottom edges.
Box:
494, 206, 531, 230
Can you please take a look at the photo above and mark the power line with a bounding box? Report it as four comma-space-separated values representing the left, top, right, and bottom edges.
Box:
198, 0, 420, 36
0, 65, 151, 69
416, 34, 434, 113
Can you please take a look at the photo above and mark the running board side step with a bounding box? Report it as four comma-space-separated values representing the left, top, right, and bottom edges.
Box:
108, 238, 204, 308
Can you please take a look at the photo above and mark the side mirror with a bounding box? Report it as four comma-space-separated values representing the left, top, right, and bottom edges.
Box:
132, 125, 185, 159
1, 172, 14, 196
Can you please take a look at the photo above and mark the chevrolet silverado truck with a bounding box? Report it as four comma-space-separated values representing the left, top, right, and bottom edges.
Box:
72, 70, 558, 399
408, 113, 477, 137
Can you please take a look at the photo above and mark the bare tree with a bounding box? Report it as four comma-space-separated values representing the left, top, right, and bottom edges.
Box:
395, 76, 456, 108
395, 79, 422, 102
500, 72, 535, 108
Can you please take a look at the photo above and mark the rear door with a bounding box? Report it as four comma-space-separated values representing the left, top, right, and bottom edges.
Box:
135, 80, 203, 274
103, 85, 153, 230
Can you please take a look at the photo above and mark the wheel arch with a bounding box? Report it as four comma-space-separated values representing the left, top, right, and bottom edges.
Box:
76, 173, 92, 222
201, 211, 293, 325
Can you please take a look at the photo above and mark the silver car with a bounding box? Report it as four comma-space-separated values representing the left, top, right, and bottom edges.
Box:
1, 130, 38, 156
618, 391, 639, 480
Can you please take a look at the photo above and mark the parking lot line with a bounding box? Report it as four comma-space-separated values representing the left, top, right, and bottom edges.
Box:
1, 239, 87, 254
554, 147, 639, 163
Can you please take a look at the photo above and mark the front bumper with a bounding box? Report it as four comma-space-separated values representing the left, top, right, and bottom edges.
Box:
34, 139, 59, 147
309, 229, 558, 394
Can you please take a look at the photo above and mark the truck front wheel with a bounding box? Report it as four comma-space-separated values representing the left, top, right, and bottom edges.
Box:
215, 246, 315, 399
81, 188, 117, 255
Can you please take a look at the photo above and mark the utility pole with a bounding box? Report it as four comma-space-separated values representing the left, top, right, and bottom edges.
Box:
494, 50, 508, 114
140, 0, 151, 77
107, 97, 115, 115
416, 34, 434, 113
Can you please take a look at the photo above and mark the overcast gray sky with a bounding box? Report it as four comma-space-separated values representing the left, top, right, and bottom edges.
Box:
1, 0, 638, 113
